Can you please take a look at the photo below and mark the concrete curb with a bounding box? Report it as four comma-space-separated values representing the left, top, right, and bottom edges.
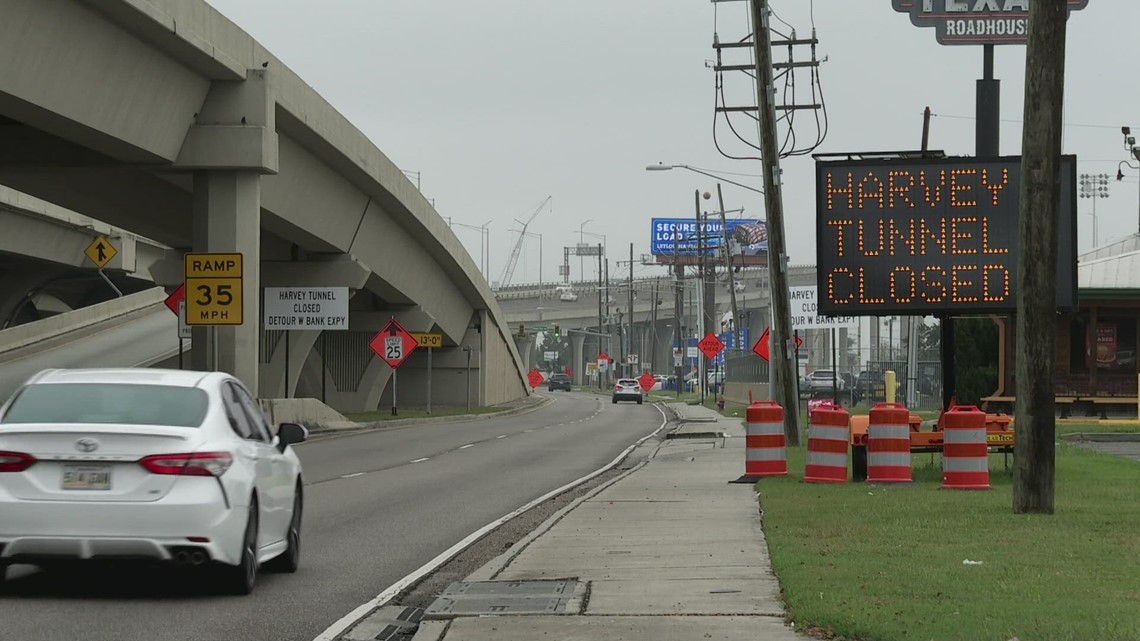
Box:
305, 395, 555, 440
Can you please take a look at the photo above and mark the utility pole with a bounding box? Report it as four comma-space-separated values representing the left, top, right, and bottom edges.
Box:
695, 191, 707, 404
651, 276, 660, 373
605, 257, 610, 383
674, 225, 684, 398
1014, 0, 1068, 515
628, 243, 635, 377
751, 0, 799, 444
597, 244, 604, 390
716, 184, 742, 354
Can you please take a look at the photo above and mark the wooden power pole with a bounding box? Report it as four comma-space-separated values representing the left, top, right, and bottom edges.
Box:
1014, 0, 1069, 515
750, 0, 799, 445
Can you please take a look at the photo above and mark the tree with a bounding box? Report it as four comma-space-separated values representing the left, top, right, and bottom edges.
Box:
535, 332, 568, 370
953, 319, 998, 406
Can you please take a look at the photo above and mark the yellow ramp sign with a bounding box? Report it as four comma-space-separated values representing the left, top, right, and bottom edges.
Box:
84, 236, 117, 269
185, 253, 243, 326
412, 332, 443, 348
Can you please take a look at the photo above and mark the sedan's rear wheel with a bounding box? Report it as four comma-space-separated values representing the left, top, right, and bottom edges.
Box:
266, 485, 302, 573
220, 501, 259, 595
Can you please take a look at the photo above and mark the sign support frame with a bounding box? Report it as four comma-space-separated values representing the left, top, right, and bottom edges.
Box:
97, 268, 123, 298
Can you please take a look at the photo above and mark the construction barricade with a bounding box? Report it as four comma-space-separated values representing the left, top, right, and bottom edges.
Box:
942, 405, 991, 489
743, 401, 786, 479
805, 401, 850, 484
867, 402, 911, 483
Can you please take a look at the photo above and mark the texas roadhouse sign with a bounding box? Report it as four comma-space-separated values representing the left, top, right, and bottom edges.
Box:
891, 0, 1089, 46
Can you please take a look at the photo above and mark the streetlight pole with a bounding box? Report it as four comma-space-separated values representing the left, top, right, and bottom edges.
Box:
451, 220, 492, 278
1118, 126, 1140, 234
579, 220, 593, 283
646, 164, 764, 195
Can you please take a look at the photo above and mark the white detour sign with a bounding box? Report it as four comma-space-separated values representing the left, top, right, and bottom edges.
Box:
263, 287, 349, 330
789, 286, 857, 331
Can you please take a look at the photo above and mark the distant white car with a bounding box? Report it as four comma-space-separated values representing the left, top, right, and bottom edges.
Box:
556, 286, 579, 302
612, 378, 643, 404
0, 368, 308, 595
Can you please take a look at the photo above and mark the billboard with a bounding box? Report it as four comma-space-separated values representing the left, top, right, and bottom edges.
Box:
815, 155, 1077, 316
891, 0, 1089, 47
651, 218, 767, 258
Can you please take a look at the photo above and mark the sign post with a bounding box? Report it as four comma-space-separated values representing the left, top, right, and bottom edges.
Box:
752, 327, 803, 363
412, 332, 443, 414
185, 253, 244, 372
164, 285, 191, 370
697, 333, 725, 404
369, 318, 418, 416
85, 235, 123, 297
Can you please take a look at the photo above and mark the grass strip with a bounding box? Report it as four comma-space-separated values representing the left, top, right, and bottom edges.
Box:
759, 445, 1140, 641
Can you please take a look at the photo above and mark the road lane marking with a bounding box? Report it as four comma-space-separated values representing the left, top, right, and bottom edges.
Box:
497, 435, 508, 439
340, 472, 364, 479
459, 444, 474, 449
524, 429, 534, 433
313, 403, 671, 641
410, 457, 430, 463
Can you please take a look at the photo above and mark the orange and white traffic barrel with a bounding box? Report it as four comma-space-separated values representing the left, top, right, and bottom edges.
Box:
805, 401, 850, 484
867, 402, 911, 483
744, 401, 786, 478
942, 405, 991, 490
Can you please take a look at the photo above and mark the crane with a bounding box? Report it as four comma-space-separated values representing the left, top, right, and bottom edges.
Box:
497, 196, 552, 288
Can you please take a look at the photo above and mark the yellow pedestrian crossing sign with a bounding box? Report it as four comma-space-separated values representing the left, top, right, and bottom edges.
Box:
84, 236, 117, 269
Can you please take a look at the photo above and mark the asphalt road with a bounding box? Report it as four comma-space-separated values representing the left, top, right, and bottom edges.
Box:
0, 304, 180, 401
0, 390, 665, 641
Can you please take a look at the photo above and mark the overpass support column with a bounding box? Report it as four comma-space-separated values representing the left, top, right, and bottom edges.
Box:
191, 171, 262, 391
513, 335, 533, 373
570, 333, 585, 385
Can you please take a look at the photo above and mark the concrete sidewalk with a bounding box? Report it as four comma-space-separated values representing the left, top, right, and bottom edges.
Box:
404, 402, 808, 641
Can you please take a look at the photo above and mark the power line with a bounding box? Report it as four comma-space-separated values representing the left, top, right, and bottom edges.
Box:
931, 112, 1124, 131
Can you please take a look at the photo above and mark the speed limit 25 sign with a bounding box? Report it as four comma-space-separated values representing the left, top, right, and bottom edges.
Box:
184, 253, 243, 326
369, 318, 418, 369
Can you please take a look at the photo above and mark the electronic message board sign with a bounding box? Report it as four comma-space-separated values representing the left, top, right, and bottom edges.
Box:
815, 155, 1076, 316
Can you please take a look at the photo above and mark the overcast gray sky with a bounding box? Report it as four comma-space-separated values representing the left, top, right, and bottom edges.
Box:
206, 0, 1139, 287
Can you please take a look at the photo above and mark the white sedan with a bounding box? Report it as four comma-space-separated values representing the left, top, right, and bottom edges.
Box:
0, 368, 307, 595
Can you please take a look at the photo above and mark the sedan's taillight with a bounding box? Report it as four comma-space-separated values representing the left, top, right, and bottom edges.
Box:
0, 450, 36, 473
138, 452, 233, 477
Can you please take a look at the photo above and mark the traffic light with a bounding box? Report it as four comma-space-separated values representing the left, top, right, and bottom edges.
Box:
553, 324, 561, 338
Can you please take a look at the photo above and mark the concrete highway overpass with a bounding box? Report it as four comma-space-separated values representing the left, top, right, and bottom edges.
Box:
494, 266, 820, 382
0, 0, 529, 411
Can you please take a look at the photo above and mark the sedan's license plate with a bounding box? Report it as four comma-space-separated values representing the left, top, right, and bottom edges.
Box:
62, 465, 111, 490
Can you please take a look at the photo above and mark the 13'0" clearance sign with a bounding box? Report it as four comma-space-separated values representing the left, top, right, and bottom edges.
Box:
814, 156, 1077, 316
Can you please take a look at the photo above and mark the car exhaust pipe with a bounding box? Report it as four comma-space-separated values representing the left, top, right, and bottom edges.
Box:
189, 551, 207, 566
173, 551, 190, 565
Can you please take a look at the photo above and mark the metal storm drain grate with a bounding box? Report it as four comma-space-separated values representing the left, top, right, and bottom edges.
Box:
343, 606, 423, 641
424, 580, 584, 619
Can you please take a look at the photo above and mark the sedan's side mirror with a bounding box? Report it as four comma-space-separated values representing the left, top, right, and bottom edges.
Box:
277, 422, 309, 452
